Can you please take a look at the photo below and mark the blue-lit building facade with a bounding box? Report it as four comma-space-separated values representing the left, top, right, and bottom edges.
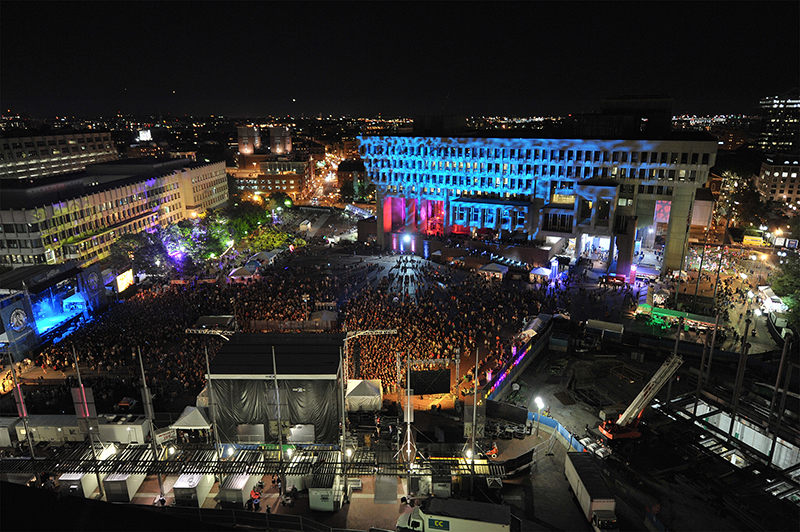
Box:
358, 135, 718, 275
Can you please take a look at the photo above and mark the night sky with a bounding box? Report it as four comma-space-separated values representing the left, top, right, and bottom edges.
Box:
2, 1, 798, 118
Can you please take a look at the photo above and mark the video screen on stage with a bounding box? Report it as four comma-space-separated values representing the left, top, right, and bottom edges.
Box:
409, 369, 451, 395
115, 270, 134, 292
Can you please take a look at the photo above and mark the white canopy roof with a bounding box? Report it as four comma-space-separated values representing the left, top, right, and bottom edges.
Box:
345, 379, 383, 411
250, 250, 280, 262
479, 263, 509, 274
171, 406, 211, 430
229, 267, 253, 278
530, 267, 551, 276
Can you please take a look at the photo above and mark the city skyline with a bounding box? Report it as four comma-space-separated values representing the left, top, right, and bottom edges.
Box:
2, 1, 798, 119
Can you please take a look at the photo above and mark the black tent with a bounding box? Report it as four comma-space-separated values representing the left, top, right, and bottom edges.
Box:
208, 333, 344, 444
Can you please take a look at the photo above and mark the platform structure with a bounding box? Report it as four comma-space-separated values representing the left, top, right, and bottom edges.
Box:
0, 441, 506, 479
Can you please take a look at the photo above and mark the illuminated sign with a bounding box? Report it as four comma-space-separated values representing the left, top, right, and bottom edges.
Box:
115, 270, 134, 292
552, 193, 576, 204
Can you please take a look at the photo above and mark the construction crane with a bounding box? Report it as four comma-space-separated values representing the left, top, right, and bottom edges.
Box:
599, 354, 683, 443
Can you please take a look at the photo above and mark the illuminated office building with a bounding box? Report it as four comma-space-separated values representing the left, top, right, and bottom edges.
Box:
0, 132, 118, 180
358, 134, 718, 275
758, 90, 799, 155
757, 156, 800, 209
0, 158, 227, 268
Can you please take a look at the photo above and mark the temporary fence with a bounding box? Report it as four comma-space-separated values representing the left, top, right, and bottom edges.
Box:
485, 318, 554, 402
502, 412, 585, 475
145, 505, 361, 532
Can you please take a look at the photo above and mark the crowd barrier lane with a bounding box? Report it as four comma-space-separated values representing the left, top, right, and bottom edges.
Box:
485, 319, 554, 402
528, 412, 585, 453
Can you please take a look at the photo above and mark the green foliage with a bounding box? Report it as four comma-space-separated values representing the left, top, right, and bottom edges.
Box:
108, 232, 170, 276
223, 200, 270, 239
265, 192, 292, 211
772, 253, 800, 333
729, 179, 766, 227
247, 226, 306, 253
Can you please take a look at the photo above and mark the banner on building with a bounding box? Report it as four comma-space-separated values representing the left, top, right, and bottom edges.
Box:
0, 294, 40, 363
77, 264, 108, 312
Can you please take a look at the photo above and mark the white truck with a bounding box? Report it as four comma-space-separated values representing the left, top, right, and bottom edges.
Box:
397, 497, 512, 532
565, 452, 619, 532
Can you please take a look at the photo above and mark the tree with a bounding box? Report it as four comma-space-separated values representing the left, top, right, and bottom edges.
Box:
729, 179, 766, 227
772, 253, 800, 333
266, 192, 292, 211
108, 233, 170, 276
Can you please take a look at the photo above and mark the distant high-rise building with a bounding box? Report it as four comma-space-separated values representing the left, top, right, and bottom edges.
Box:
270, 127, 292, 156
237, 125, 261, 155
0, 132, 118, 180
756, 155, 800, 210
757, 89, 799, 155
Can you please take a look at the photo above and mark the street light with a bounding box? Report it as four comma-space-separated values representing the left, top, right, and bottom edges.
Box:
534, 396, 544, 437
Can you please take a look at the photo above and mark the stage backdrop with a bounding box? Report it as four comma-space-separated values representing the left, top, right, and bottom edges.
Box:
410, 369, 451, 395
213, 378, 340, 444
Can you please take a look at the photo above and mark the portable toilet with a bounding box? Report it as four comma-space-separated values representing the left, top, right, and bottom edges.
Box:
172, 473, 214, 507
217, 473, 252, 508
103, 472, 146, 503
59, 472, 99, 498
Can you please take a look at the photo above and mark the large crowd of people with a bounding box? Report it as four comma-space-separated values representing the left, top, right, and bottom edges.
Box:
13, 243, 547, 416
342, 255, 541, 392
7, 225, 773, 419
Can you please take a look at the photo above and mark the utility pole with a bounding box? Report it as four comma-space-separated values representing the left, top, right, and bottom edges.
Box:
712, 212, 734, 303
137, 347, 164, 502
667, 318, 683, 401
204, 346, 223, 477
340, 347, 348, 504
72, 347, 104, 500
6, 348, 37, 473
728, 319, 752, 438
693, 314, 719, 415
272, 346, 285, 498
693, 217, 713, 311
470, 347, 480, 493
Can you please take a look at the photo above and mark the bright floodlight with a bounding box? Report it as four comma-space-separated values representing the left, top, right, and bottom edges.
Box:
226, 446, 235, 457
535, 396, 544, 410
754, 309, 762, 316
286, 447, 294, 458
404, 234, 411, 243
169, 447, 176, 456
346, 448, 353, 458
465, 449, 473, 459
761, 254, 767, 260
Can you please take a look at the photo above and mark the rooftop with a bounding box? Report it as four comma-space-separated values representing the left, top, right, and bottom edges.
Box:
209, 333, 344, 378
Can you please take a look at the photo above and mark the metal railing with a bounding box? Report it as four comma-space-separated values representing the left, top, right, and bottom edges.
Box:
144, 505, 364, 532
